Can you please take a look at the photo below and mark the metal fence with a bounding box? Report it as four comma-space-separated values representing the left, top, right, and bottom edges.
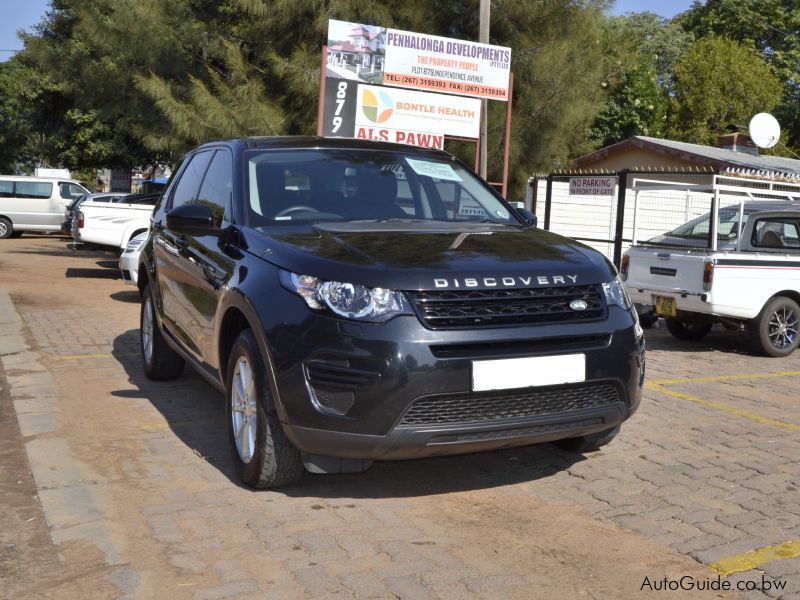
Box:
525, 169, 800, 267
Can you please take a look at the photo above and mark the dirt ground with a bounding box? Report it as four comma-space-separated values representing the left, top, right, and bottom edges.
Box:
4, 234, 793, 598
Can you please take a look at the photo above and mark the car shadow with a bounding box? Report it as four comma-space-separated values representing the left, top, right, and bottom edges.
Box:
65, 267, 120, 279
110, 290, 140, 303
643, 323, 758, 356
111, 329, 587, 498
96, 259, 119, 269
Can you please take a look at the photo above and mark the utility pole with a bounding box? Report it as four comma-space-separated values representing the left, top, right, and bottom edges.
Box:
478, 0, 490, 179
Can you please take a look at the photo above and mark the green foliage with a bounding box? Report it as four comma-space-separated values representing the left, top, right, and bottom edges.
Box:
668, 37, 783, 146
592, 65, 667, 147
677, 0, 800, 150
589, 12, 689, 147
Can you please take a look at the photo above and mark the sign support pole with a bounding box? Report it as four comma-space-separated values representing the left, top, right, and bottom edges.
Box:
478, 0, 490, 179
316, 45, 328, 136
501, 72, 513, 199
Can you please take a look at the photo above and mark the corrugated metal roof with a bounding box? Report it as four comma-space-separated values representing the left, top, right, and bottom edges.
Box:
636, 136, 800, 174
573, 135, 800, 175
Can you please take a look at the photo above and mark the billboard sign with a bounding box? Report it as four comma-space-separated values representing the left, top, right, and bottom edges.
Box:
326, 19, 511, 101
383, 30, 511, 101
355, 85, 480, 138
322, 80, 480, 149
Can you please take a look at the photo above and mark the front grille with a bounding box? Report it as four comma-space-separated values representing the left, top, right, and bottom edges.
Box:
432, 419, 603, 443
407, 285, 605, 329
399, 383, 620, 426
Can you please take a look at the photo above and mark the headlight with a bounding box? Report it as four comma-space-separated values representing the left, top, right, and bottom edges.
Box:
602, 276, 632, 310
280, 271, 411, 322
124, 239, 145, 253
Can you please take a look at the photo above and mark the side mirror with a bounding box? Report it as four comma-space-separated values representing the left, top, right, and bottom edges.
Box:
166, 204, 219, 236
518, 208, 538, 228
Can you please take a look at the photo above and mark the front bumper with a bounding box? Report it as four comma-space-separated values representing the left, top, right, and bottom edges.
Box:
119, 251, 139, 286
266, 292, 645, 460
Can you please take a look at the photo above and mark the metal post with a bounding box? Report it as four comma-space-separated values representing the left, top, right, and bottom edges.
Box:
478, 0, 490, 179
316, 45, 328, 137
544, 174, 553, 230
500, 72, 513, 198
613, 170, 629, 268
709, 188, 719, 251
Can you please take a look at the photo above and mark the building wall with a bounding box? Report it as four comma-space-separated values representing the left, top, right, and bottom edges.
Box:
577, 147, 709, 171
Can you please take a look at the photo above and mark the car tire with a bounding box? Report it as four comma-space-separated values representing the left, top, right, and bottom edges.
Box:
140, 284, 185, 380
553, 425, 620, 453
0, 217, 13, 239
665, 317, 712, 341
226, 329, 304, 489
748, 296, 800, 357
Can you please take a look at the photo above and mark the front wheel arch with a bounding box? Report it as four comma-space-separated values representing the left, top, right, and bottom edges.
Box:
215, 293, 291, 425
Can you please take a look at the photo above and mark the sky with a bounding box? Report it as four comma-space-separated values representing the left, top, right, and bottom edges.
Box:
608, 0, 696, 17
1, 0, 698, 61
0, 0, 49, 60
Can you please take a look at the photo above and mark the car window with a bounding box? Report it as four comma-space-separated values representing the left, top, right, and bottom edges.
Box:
59, 183, 85, 200
244, 149, 514, 226
15, 181, 53, 199
170, 151, 213, 209
752, 218, 800, 249
0, 180, 13, 197
196, 150, 233, 227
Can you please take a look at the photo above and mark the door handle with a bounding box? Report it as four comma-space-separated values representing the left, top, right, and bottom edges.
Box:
160, 237, 181, 256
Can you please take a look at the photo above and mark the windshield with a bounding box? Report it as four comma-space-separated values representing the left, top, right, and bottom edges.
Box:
664, 206, 746, 241
244, 148, 517, 227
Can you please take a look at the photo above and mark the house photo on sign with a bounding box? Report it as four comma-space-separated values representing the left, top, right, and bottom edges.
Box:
326, 20, 387, 84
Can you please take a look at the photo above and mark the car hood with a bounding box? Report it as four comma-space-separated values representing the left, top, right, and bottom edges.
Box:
244, 222, 615, 291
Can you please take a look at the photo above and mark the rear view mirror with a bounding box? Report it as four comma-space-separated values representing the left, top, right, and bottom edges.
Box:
166, 204, 219, 236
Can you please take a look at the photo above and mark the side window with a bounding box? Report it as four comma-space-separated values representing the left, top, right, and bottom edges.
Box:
15, 181, 53, 199
59, 183, 85, 200
170, 151, 213, 209
752, 219, 800, 249
0, 180, 13, 197
196, 150, 233, 227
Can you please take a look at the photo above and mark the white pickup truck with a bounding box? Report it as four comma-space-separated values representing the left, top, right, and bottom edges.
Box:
624, 201, 800, 357
73, 193, 157, 250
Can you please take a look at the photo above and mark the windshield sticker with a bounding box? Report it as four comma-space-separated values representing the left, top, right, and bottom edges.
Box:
405, 158, 462, 182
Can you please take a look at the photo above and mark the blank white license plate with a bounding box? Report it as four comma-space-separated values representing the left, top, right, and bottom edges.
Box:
472, 354, 586, 392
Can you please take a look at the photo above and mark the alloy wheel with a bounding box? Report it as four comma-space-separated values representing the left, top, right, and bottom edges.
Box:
767, 306, 798, 350
142, 296, 154, 365
231, 356, 258, 463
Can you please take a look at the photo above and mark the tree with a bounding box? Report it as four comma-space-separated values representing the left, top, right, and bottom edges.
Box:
13, 0, 613, 196
677, 0, 800, 151
668, 37, 782, 146
589, 12, 691, 147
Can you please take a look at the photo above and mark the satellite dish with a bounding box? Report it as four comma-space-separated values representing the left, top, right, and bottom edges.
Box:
749, 113, 780, 148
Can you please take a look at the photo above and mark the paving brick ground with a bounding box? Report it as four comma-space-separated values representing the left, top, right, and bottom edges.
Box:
2, 236, 799, 599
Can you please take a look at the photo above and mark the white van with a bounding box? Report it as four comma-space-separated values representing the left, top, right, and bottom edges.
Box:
0, 176, 90, 238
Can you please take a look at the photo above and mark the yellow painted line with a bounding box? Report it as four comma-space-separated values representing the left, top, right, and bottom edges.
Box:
650, 370, 800, 385
57, 352, 138, 361
710, 540, 800, 576
648, 384, 800, 432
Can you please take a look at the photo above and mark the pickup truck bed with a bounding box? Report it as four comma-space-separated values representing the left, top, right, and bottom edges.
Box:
624, 209, 800, 357
74, 198, 155, 250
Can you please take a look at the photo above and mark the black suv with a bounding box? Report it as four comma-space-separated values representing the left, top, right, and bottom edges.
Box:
138, 137, 645, 488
